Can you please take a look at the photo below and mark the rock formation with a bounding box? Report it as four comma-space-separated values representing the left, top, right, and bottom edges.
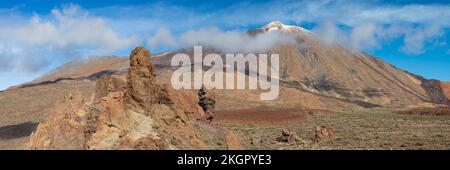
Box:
93, 75, 126, 104
28, 92, 87, 149
440, 82, 450, 101
198, 86, 215, 123
418, 78, 450, 105
276, 129, 302, 143
314, 125, 334, 142
225, 132, 243, 150
28, 46, 228, 150
125, 46, 172, 110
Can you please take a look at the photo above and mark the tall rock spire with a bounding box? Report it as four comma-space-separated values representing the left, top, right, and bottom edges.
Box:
125, 46, 171, 110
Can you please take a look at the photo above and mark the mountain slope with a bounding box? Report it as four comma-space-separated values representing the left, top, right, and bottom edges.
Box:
148, 22, 449, 109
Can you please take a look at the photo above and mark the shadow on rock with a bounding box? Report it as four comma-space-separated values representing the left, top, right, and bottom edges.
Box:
0, 122, 39, 140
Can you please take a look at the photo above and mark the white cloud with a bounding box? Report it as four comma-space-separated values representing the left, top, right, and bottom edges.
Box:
401, 24, 443, 55
184, 27, 299, 53
15, 5, 136, 51
148, 27, 299, 53
0, 43, 48, 73
312, 21, 348, 46
350, 22, 379, 51
353, 5, 450, 26
0, 4, 138, 73
311, 21, 382, 51
147, 27, 178, 49
311, 21, 444, 54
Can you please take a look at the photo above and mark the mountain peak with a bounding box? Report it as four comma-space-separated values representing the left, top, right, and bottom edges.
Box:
262, 21, 311, 33
264, 21, 285, 29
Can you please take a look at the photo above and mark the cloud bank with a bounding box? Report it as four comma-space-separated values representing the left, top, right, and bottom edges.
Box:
0, 4, 137, 73
147, 27, 298, 53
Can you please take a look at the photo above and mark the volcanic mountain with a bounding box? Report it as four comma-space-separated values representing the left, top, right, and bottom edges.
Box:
0, 21, 449, 149
148, 21, 449, 110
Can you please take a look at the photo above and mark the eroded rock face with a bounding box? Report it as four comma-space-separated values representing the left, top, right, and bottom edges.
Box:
125, 46, 172, 110
314, 125, 334, 142
94, 75, 126, 104
419, 79, 450, 105
28, 46, 227, 150
198, 86, 215, 123
28, 92, 87, 150
440, 82, 450, 101
84, 75, 126, 147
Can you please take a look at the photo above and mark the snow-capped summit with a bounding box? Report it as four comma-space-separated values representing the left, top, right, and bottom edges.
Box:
262, 21, 311, 33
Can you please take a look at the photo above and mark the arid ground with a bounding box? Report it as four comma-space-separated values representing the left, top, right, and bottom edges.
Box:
215, 108, 450, 150
1, 91, 449, 149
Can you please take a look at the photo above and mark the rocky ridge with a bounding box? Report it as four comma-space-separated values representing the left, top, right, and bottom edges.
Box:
28, 47, 235, 150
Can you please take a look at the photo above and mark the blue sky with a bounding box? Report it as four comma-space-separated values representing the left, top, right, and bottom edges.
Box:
0, 0, 449, 90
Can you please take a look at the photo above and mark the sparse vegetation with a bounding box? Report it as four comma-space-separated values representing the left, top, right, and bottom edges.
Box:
218, 108, 450, 150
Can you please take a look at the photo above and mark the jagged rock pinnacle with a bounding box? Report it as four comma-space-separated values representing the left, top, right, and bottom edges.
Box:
126, 46, 171, 110
198, 86, 215, 123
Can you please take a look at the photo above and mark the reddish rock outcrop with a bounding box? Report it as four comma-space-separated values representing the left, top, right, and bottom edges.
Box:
28, 46, 227, 150
225, 132, 243, 150
439, 82, 450, 101
87, 46, 210, 149
125, 47, 172, 110
164, 85, 205, 120
314, 125, 334, 142
28, 92, 87, 150
94, 75, 126, 104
